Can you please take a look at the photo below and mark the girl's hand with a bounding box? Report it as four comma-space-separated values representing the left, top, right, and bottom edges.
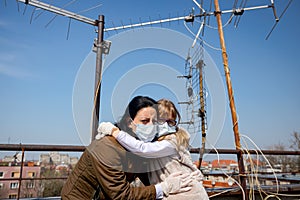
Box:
96, 122, 119, 140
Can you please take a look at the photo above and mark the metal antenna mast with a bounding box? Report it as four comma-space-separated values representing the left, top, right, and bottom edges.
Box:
213, 0, 247, 198
197, 55, 207, 170
16, 0, 105, 142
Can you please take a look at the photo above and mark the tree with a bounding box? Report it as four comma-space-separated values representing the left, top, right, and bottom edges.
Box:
289, 131, 300, 150
42, 179, 64, 197
40, 167, 65, 197
266, 143, 292, 172
289, 131, 300, 172
266, 132, 300, 173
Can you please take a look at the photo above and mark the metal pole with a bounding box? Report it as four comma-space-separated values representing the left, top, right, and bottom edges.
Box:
17, 148, 25, 200
92, 15, 105, 141
213, 0, 248, 199
198, 60, 206, 169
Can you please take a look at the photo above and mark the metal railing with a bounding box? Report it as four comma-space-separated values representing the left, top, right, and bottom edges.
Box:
0, 143, 299, 199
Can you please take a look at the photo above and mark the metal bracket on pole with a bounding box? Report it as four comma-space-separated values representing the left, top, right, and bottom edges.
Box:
93, 39, 111, 55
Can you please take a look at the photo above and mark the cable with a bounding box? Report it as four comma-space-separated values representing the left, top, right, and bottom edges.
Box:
206, 140, 246, 200
263, 194, 281, 200
183, 21, 221, 51
192, 21, 204, 48
241, 134, 280, 196
196, 13, 234, 30
267, 191, 300, 198
192, 0, 205, 13
241, 136, 265, 199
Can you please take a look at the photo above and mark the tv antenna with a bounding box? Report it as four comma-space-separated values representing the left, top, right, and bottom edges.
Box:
15, 0, 108, 140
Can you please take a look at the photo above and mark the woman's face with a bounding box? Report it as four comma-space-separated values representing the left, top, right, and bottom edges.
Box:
130, 106, 157, 132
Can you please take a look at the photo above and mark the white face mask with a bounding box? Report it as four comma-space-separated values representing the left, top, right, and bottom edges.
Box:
157, 122, 176, 138
134, 123, 158, 142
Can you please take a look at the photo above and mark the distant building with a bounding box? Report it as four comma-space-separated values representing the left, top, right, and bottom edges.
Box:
2, 154, 23, 163
40, 152, 78, 166
211, 159, 238, 171
49, 152, 60, 165
194, 159, 238, 172
0, 151, 79, 199
60, 154, 70, 164
0, 163, 41, 199
193, 159, 239, 188
40, 154, 51, 165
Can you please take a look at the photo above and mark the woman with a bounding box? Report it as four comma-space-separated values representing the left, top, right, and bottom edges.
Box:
61, 96, 192, 200
98, 99, 209, 199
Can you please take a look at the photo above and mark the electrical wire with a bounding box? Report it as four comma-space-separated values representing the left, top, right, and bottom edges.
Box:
241, 136, 265, 199
192, 0, 205, 13
192, 21, 204, 48
183, 20, 221, 51
206, 139, 246, 200
241, 134, 281, 199
201, 133, 299, 200
195, 13, 234, 30
239, 133, 300, 199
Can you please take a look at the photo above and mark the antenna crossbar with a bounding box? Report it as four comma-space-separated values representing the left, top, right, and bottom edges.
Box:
104, 4, 273, 32
104, 16, 186, 32
17, 0, 97, 26
219, 4, 271, 15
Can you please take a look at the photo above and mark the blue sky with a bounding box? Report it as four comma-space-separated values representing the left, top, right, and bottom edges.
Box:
0, 0, 299, 154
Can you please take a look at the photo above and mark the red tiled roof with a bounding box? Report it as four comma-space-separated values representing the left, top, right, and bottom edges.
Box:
211, 159, 237, 168
193, 159, 238, 168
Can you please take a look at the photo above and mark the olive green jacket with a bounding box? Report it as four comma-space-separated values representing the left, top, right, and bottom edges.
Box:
61, 136, 156, 200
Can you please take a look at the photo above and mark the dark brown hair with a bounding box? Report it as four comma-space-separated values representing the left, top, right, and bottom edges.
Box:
117, 96, 157, 134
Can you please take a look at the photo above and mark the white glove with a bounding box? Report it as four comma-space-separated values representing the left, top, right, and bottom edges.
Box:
95, 122, 117, 140
190, 170, 204, 182
160, 171, 192, 196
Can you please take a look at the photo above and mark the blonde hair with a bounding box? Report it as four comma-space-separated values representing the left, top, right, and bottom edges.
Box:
157, 99, 190, 149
